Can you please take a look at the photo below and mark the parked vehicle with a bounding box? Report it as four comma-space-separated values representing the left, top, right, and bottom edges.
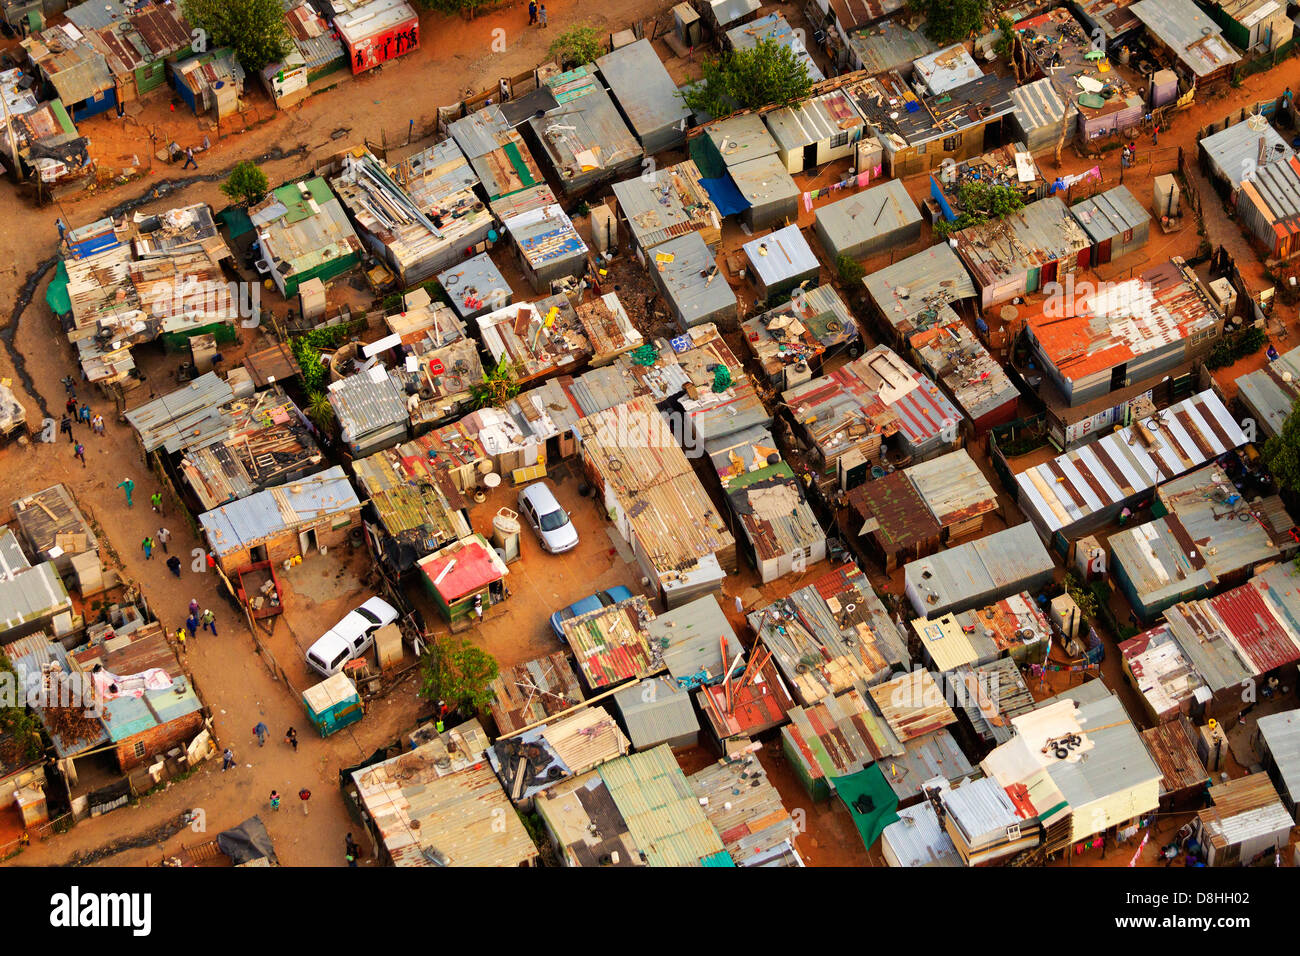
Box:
550, 586, 634, 641
305, 596, 399, 678
517, 481, 579, 554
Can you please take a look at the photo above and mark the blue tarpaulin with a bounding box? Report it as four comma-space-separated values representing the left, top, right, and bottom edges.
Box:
700, 176, 750, 218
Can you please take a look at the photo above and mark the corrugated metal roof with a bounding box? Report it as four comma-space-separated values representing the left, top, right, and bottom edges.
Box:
1140, 717, 1210, 797
1240, 154, 1300, 230
598, 745, 728, 867
1011, 77, 1072, 134
1131, 0, 1241, 77
614, 677, 700, 748
0, 562, 71, 633
957, 655, 1036, 744
124, 371, 239, 453
783, 687, 902, 783
489, 707, 630, 803
197, 465, 359, 558
868, 669, 959, 742
905, 449, 997, 528
846, 20, 936, 75
881, 799, 961, 866
905, 523, 1055, 618
728, 152, 799, 213
0, 528, 29, 578
488, 650, 585, 736
726, 13, 824, 82
1199, 773, 1294, 849
848, 469, 941, 560
941, 776, 1021, 845
954, 196, 1092, 288
688, 752, 801, 866
1016, 390, 1248, 537
610, 160, 719, 250
1237, 342, 1300, 440
1256, 709, 1300, 804
863, 242, 976, 341
643, 593, 743, 683
909, 321, 1019, 424
327, 367, 409, 445
763, 89, 865, 153
533, 770, 645, 866
708, 0, 762, 27
728, 462, 824, 562
528, 67, 642, 187
913, 43, 983, 95
744, 224, 818, 289
1069, 184, 1149, 242
815, 178, 920, 250
884, 729, 973, 801
650, 231, 737, 326
704, 113, 778, 167
595, 38, 690, 144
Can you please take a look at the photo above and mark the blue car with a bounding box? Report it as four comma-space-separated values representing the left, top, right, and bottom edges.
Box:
550, 586, 634, 642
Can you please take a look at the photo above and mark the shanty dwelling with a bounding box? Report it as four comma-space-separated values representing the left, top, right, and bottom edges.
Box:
913, 44, 983, 96
1140, 717, 1212, 811
845, 470, 943, 572
927, 143, 1048, 225
197, 464, 362, 575
953, 655, 1038, 748
1009, 77, 1077, 154
260, 54, 311, 110
1119, 625, 1217, 725
880, 800, 962, 867
334, 0, 419, 74
486, 651, 586, 738
0, 550, 73, 645
0, 718, 46, 823
743, 224, 820, 303
561, 595, 662, 693
641, 593, 744, 690
725, 13, 824, 81
691, 113, 797, 230
1236, 155, 1300, 260
741, 284, 860, 391
1196, 774, 1295, 866
688, 751, 803, 866
22, 25, 117, 121
695, 644, 796, 744
866, 669, 960, 747
438, 253, 511, 323
907, 322, 1020, 433
862, 242, 978, 348
749, 563, 910, 706
171, 47, 245, 119
282, 1, 349, 85
327, 367, 411, 458
1204, 0, 1294, 50
532, 766, 647, 866
725, 458, 826, 583
1069, 184, 1150, 266
1237, 343, 1300, 440
1108, 463, 1284, 623
1254, 710, 1300, 821
613, 677, 701, 750
502, 203, 589, 293
982, 686, 1163, 855
780, 687, 902, 801
648, 231, 737, 329
448, 105, 546, 203
250, 177, 362, 299
842, 17, 935, 74
763, 88, 867, 175
1071, 0, 1148, 50
595, 39, 692, 154
905, 449, 998, 543
349, 718, 538, 867
610, 161, 721, 254
702, 0, 762, 34
729, 153, 801, 232
950, 195, 1093, 309
934, 776, 1042, 865
417, 533, 510, 628
10, 483, 98, 578
813, 178, 922, 263
488, 706, 632, 809
1199, 115, 1293, 196
70, 0, 193, 106
905, 522, 1054, 619
1014, 390, 1248, 544
525, 65, 643, 197
1131, 0, 1241, 84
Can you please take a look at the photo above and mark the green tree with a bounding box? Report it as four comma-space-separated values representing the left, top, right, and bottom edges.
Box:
908, 0, 991, 46
836, 255, 865, 286
994, 15, 1017, 60
682, 38, 813, 117
1265, 405, 1300, 494
418, 638, 500, 713
0, 653, 42, 767
220, 160, 269, 206
934, 181, 1024, 237
183, 0, 292, 74
305, 392, 336, 434
548, 26, 606, 69
471, 358, 521, 409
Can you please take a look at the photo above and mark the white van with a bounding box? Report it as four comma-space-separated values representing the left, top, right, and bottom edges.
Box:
305, 597, 399, 678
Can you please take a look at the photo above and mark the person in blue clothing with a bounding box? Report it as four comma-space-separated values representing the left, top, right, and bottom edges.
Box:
254, 721, 269, 746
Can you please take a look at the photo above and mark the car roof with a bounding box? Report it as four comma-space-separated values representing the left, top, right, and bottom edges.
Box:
520, 482, 561, 510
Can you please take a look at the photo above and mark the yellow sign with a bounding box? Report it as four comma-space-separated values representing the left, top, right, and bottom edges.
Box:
544, 306, 559, 328
654, 252, 675, 264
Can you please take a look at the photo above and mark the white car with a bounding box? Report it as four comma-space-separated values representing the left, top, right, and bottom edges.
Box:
305, 596, 399, 679
518, 481, 579, 554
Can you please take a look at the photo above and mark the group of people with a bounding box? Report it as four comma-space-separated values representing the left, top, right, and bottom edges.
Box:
527, 0, 548, 27
58, 379, 105, 463
1120, 140, 1140, 169
174, 599, 218, 654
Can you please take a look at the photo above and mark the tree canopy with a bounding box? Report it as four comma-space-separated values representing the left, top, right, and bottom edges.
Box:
908, 0, 991, 46
1265, 404, 1300, 494
934, 181, 1025, 237
182, 0, 293, 74
221, 161, 269, 207
548, 26, 607, 69
418, 638, 500, 713
681, 38, 813, 118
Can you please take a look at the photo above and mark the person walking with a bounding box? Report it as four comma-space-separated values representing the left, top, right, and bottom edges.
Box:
91, 413, 104, 436
151, 492, 163, 514
285, 727, 298, 752
157, 527, 171, 553
222, 747, 235, 771
182, 146, 197, 170
175, 626, 187, 654
298, 787, 311, 816
528, 0, 537, 24
117, 478, 134, 507
1152, 123, 1159, 146
345, 833, 360, 867
60, 414, 73, 443
253, 721, 269, 746
74, 441, 86, 467
201, 608, 217, 636
185, 612, 198, 640
189, 598, 200, 617
166, 554, 182, 578
65, 396, 77, 417
142, 536, 154, 560
269, 790, 281, 811
78, 402, 90, 424
539, 3, 548, 26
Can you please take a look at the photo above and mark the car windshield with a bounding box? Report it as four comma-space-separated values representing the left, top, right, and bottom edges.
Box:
355, 607, 381, 625
539, 508, 570, 532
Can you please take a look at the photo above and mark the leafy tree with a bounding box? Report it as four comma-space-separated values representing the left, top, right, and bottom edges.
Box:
305, 392, 336, 434
471, 358, 521, 409
682, 38, 812, 117
548, 26, 606, 69
994, 15, 1017, 60
908, 0, 991, 46
183, 0, 293, 74
0, 653, 42, 766
418, 638, 500, 713
934, 182, 1024, 237
1265, 404, 1300, 494
220, 161, 269, 206
836, 255, 865, 286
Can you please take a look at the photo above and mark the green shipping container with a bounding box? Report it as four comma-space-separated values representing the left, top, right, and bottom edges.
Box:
303, 673, 364, 737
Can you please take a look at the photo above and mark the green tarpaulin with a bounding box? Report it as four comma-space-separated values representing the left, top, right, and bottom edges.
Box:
832, 765, 899, 851
46, 260, 71, 316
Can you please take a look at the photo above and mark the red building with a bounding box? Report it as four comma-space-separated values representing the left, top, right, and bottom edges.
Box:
335, 0, 420, 74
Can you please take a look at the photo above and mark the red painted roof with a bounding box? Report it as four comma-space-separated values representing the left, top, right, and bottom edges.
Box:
1210, 583, 1300, 675
419, 538, 504, 601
